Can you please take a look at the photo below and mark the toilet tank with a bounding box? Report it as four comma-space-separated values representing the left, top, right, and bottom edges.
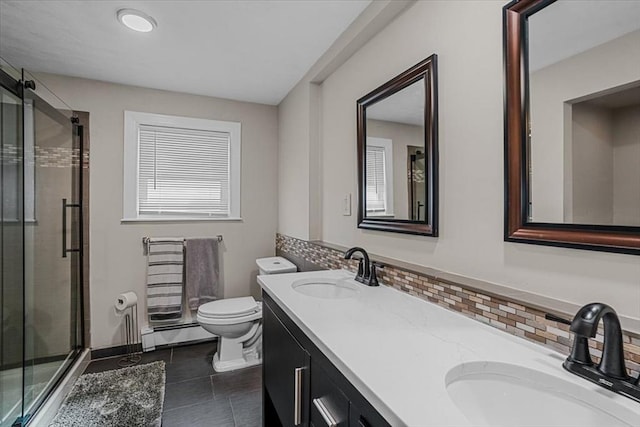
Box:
256, 257, 297, 275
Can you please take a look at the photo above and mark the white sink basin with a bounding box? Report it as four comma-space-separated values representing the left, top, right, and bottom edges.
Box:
446, 361, 637, 427
292, 278, 359, 299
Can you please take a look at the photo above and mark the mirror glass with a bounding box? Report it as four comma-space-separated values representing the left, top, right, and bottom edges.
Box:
365, 80, 425, 220
527, 1, 640, 226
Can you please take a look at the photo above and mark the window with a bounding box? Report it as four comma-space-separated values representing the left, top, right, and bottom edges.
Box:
365, 137, 394, 216
123, 111, 241, 220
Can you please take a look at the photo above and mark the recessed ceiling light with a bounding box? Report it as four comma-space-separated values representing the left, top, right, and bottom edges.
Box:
117, 9, 157, 33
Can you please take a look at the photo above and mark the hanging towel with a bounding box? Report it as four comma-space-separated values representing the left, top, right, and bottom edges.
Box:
146, 237, 184, 323
185, 238, 221, 310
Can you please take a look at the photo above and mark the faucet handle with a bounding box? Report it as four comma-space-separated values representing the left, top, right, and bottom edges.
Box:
368, 262, 385, 287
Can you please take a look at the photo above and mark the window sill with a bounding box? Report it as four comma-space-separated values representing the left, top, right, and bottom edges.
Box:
121, 217, 243, 223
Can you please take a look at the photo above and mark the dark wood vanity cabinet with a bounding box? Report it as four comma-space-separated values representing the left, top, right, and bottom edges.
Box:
263, 292, 389, 427
263, 297, 310, 426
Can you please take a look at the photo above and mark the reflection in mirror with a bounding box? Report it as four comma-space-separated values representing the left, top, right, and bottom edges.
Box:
408, 146, 426, 221
527, 0, 640, 227
504, 0, 640, 254
365, 80, 425, 220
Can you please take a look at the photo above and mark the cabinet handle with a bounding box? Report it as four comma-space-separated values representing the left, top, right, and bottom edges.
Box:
313, 397, 338, 427
294, 367, 304, 426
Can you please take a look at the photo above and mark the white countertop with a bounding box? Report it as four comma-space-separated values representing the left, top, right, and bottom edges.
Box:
258, 269, 640, 427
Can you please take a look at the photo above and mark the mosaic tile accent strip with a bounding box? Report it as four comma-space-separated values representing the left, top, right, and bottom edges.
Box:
34, 146, 88, 168
276, 233, 640, 377
1, 145, 21, 166
1, 145, 89, 168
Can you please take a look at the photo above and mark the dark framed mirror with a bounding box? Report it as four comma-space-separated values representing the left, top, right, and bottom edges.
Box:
357, 55, 438, 236
504, 0, 640, 254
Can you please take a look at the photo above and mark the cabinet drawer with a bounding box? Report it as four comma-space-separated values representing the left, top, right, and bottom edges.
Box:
310, 360, 349, 427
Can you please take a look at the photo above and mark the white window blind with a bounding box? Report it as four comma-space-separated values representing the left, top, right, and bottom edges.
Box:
366, 145, 387, 212
138, 124, 230, 216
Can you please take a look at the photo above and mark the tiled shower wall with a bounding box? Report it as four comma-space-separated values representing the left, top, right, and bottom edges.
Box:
276, 233, 640, 377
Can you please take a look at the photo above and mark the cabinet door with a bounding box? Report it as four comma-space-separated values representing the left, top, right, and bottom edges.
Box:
264, 301, 310, 427
310, 360, 349, 427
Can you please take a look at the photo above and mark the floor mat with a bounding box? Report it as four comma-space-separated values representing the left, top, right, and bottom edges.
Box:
50, 361, 165, 427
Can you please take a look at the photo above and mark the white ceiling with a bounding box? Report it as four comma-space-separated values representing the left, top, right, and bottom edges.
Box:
0, 0, 370, 105
528, 0, 640, 72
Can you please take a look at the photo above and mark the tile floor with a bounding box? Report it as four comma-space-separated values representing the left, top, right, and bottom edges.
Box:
83, 341, 262, 427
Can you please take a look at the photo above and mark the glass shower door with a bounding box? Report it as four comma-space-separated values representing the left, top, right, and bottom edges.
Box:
21, 83, 82, 420
0, 79, 25, 427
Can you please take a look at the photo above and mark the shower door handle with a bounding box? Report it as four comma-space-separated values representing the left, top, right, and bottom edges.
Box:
62, 198, 81, 258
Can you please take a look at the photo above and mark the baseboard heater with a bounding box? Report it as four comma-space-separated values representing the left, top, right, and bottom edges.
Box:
141, 322, 217, 352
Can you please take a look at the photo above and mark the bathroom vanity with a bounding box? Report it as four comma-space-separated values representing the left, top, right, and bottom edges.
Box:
263, 291, 388, 427
259, 270, 640, 427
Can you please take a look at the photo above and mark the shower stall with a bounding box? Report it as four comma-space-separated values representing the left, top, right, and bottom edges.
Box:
1, 61, 84, 426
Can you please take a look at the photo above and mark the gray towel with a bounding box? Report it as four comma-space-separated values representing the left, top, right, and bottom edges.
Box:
185, 238, 221, 310
146, 237, 184, 323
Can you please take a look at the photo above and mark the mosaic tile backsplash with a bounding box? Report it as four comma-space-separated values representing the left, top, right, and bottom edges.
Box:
276, 233, 640, 377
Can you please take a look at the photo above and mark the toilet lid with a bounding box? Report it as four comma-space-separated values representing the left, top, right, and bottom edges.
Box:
198, 296, 258, 318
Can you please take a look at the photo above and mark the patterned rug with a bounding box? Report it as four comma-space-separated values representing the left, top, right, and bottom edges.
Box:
50, 361, 165, 427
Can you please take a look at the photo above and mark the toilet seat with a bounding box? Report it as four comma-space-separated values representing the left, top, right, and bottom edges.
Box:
197, 297, 262, 325
199, 296, 258, 317
197, 310, 262, 325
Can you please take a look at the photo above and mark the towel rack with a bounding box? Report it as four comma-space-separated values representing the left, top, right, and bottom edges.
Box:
142, 235, 223, 255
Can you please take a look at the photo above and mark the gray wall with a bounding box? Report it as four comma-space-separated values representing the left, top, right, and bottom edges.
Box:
33, 73, 279, 350
613, 105, 640, 225
529, 29, 640, 223
569, 103, 640, 226
570, 103, 614, 224
277, 1, 640, 320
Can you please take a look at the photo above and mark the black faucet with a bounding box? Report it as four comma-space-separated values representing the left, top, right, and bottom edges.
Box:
344, 247, 370, 283
562, 303, 640, 402
344, 247, 383, 286
566, 303, 628, 379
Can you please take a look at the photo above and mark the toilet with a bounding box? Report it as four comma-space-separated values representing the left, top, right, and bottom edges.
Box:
197, 256, 297, 372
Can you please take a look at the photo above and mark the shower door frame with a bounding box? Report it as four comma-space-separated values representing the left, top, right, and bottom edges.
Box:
0, 68, 26, 427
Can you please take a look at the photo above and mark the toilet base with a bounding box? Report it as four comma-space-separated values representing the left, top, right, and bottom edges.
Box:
211, 323, 262, 372
212, 351, 261, 372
